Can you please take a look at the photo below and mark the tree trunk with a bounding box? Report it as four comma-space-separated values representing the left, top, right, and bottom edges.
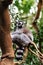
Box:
0, 0, 16, 65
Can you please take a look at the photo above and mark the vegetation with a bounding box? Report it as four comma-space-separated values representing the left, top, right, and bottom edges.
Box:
9, 0, 43, 65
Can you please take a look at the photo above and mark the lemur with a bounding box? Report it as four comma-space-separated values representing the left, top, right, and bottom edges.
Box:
11, 20, 33, 61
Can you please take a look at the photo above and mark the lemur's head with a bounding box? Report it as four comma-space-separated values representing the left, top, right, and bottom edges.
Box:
15, 20, 27, 29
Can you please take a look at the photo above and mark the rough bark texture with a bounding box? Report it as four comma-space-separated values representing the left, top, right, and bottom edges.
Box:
0, 0, 16, 65
0, 9, 14, 58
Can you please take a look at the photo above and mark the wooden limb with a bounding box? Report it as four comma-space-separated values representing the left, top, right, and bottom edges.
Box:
29, 48, 40, 59
23, 47, 28, 61
14, 42, 43, 65
32, 0, 42, 33
30, 41, 43, 56
29, 48, 43, 64
0, 8, 14, 58
34, 0, 42, 20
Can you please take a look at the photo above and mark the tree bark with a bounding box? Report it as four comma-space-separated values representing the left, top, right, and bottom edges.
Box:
0, 0, 17, 65
32, 0, 42, 33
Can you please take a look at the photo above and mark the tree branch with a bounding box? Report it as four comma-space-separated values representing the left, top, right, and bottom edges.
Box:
32, 0, 42, 33
30, 41, 43, 56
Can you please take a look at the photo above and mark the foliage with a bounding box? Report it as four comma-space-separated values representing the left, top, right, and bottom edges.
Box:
25, 12, 43, 64
9, 0, 43, 65
25, 52, 40, 65
39, 9, 43, 42
9, 0, 35, 30
14, 0, 35, 13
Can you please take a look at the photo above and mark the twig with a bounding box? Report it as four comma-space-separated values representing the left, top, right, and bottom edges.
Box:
30, 41, 43, 56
